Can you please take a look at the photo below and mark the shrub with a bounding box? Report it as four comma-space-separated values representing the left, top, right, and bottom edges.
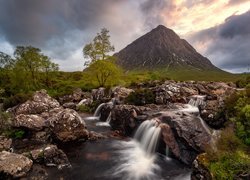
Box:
78, 104, 92, 113
125, 89, 155, 105
205, 127, 250, 179
3, 92, 32, 109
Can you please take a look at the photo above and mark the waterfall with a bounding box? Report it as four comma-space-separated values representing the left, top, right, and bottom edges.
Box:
134, 120, 161, 155
188, 95, 206, 107
112, 119, 162, 180
93, 103, 106, 117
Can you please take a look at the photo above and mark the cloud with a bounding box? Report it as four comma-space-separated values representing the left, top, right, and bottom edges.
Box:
188, 10, 250, 72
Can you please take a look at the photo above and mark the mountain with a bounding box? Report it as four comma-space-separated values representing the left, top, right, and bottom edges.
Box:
115, 25, 220, 71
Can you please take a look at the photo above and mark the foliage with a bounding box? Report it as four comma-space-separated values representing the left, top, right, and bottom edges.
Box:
84, 58, 122, 87
236, 75, 250, 88
3, 92, 32, 109
0, 111, 12, 135
83, 28, 115, 64
205, 127, 250, 180
78, 104, 92, 113
125, 89, 155, 105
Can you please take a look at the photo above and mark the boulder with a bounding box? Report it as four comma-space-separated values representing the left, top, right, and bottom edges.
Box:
0, 136, 12, 151
15, 90, 60, 115
13, 114, 46, 131
27, 145, 71, 169
62, 102, 76, 110
200, 100, 226, 128
0, 151, 33, 178
111, 86, 134, 102
92, 87, 107, 101
160, 111, 211, 164
48, 108, 89, 142
109, 105, 151, 135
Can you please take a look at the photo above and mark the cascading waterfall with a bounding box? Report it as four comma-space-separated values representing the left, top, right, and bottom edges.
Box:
84, 101, 113, 124
181, 95, 211, 135
112, 119, 162, 180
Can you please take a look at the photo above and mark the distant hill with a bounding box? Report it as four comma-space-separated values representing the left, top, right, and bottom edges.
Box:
115, 25, 221, 71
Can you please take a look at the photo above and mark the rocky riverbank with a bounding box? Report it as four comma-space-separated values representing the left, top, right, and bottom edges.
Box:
0, 80, 237, 179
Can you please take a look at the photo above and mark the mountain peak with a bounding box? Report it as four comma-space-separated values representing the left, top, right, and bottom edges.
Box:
115, 26, 220, 71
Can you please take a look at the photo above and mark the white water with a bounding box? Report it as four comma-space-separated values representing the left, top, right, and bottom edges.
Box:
113, 120, 162, 180
96, 112, 111, 127
94, 103, 106, 117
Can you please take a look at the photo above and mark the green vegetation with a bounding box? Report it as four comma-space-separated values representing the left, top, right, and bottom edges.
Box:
204, 128, 250, 180
204, 87, 250, 179
125, 89, 155, 105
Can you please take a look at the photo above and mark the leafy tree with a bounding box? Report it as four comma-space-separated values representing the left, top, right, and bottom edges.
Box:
83, 28, 115, 65
85, 58, 122, 87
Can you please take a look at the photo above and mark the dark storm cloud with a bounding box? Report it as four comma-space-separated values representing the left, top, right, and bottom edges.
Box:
188, 10, 250, 72
0, 0, 122, 47
140, 0, 170, 29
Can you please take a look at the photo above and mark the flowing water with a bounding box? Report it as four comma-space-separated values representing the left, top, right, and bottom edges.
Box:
46, 114, 191, 180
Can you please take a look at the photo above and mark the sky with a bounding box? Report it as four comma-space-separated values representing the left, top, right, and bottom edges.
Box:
0, 0, 250, 73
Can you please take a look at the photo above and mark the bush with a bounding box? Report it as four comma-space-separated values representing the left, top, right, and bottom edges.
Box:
125, 89, 155, 105
205, 127, 250, 179
78, 104, 92, 113
3, 92, 32, 109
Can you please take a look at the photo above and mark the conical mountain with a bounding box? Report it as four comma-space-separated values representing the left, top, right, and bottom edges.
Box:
115, 25, 220, 71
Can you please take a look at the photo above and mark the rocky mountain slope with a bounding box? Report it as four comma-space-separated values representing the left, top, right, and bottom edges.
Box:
115, 25, 220, 71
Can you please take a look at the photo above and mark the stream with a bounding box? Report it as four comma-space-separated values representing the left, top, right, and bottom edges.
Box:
46, 113, 191, 180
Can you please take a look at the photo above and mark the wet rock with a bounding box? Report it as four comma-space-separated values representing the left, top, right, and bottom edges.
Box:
48, 108, 89, 142
13, 114, 46, 131
28, 145, 71, 169
99, 103, 113, 122
110, 105, 151, 135
191, 153, 212, 180
72, 88, 84, 102
160, 124, 180, 158
0, 151, 33, 178
15, 90, 60, 115
0, 136, 12, 151
62, 102, 76, 110
88, 131, 105, 141
160, 111, 211, 164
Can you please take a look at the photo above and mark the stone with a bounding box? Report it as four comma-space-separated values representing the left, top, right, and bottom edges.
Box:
62, 102, 76, 110
0, 136, 12, 151
48, 108, 89, 142
0, 151, 33, 178
29, 145, 71, 169
109, 105, 151, 135
160, 111, 212, 164
15, 90, 60, 115
111, 86, 134, 102
13, 114, 46, 131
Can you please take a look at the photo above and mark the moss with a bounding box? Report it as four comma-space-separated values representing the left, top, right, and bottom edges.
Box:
125, 88, 155, 106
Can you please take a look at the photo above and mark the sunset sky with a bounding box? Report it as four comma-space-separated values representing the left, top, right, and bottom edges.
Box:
0, 0, 250, 72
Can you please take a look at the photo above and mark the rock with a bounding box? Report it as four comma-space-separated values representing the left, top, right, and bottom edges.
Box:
160, 124, 180, 158
92, 87, 107, 101
180, 86, 198, 97
62, 102, 76, 110
110, 105, 151, 135
48, 108, 89, 142
111, 86, 134, 102
0, 136, 12, 151
13, 114, 46, 131
191, 153, 212, 180
0, 151, 33, 178
88, 131, 105, 141
15, 90, 60, 115
72, 88, 83, 102
28, 145, 71, 169
200, 100, 226, 128
160, 111, 211, 164
99, 103, 113, 122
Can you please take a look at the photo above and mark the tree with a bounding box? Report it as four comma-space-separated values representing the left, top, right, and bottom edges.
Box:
83, 28, 114, 65
85, 57, 122, 87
